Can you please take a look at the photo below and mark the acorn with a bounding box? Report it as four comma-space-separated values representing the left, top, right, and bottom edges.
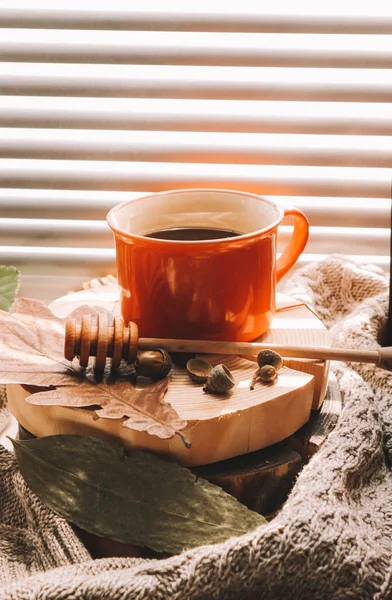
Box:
258, 364, 277, 383
186, 358, 213, 384
250, 354, 280, 390
134, 349, 172, 380
257, 349, 283, 370
203, 364, 235, 394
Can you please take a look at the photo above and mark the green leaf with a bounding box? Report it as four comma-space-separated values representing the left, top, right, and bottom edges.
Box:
0, 266, 19, 311
11, 435, 267, 554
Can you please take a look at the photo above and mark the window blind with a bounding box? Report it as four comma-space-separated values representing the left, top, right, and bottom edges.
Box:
0, 4, 391, 303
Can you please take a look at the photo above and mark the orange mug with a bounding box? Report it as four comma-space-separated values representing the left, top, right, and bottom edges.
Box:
107, 189, 309, 341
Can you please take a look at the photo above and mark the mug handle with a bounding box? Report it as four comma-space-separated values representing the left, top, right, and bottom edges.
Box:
276, 207, 309, 283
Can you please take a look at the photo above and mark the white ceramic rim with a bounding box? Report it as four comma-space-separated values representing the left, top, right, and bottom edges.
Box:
106, 188, 284, 245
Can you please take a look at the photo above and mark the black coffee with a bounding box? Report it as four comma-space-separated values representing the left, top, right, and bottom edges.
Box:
146, 227, 241, 241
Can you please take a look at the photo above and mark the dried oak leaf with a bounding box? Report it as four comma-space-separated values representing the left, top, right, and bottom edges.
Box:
26, 376, 190, 447
0, 298, 189, 446
0, 299, 74, 386
0, 299, 115, 386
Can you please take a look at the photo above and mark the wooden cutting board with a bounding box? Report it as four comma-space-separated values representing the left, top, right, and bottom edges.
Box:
7, 287, 330, 467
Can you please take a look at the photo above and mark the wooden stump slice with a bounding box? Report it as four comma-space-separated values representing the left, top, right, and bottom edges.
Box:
7, 355, 314, 467
7, 287, 330, 467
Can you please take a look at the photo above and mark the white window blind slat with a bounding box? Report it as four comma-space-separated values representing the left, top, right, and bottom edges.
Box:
2, 30, 392, 68
0, 246, 114, 272
0, 4, 390, 302
1, 64, 392, 102
1, 98, 392, 136
2, 129, 392, 167
1, 5, 392, 34
0, 189, 131, 219
0, 159, 389, 197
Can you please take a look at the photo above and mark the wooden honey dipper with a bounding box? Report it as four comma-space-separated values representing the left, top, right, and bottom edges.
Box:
64, 314, 139, 371
64, 313, 392, 371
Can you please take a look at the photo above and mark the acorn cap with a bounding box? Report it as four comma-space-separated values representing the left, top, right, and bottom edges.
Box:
203, 364, 235, 394
257, 349, 283, 370
186, 358, 213, 384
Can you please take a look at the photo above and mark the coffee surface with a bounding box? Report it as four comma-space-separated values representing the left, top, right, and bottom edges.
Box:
146, 227, 241, 241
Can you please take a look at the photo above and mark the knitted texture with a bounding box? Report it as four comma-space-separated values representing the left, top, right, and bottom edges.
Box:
0, 386, 10, 435
0, 256, 391, 600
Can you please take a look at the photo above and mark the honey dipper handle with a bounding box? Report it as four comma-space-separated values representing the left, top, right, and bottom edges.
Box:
379, 347, 392, 367
64, 310, 392, 371
139, 337, 392, 369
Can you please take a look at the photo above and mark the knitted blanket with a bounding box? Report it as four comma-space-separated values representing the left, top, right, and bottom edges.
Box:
0, 256, 391, 600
